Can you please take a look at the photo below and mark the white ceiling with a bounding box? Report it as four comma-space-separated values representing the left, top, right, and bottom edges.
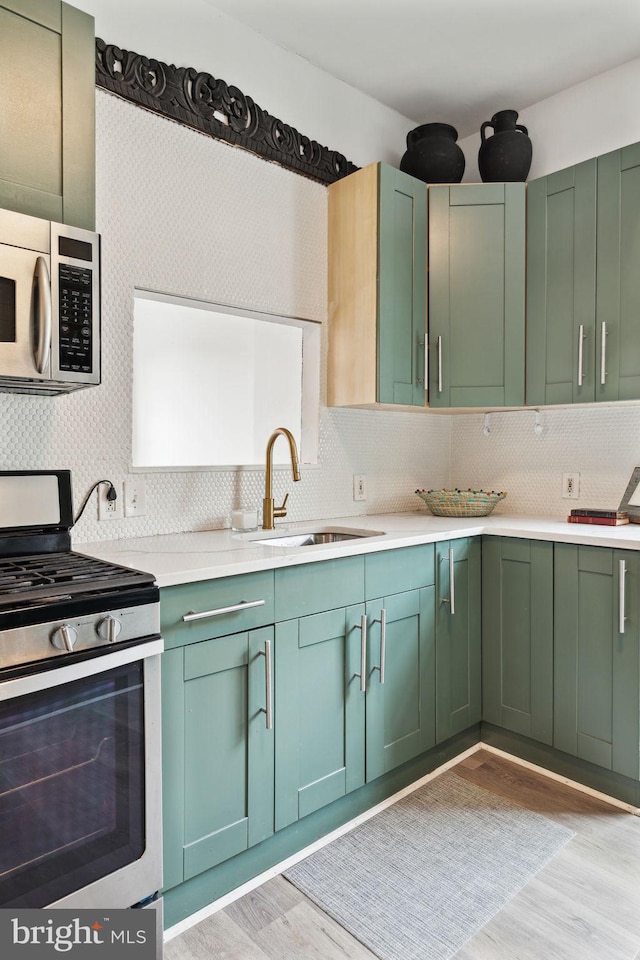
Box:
205, 0, 640, 137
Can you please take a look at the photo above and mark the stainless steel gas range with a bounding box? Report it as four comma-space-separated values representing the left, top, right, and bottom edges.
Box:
0, 471, 163, 944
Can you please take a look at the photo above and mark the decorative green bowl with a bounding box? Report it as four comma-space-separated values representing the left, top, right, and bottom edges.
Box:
415, 488, 507, 518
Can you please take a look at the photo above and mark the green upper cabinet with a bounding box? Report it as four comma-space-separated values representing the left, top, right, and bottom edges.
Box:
428, 183, 526, 408
0, 0, 95, 229
526, 161, 597, 405
554, 543, 640, 779
482, 537, 554, 744
434, 538, 481, 742
596, 143, 640, 402
328, 162, 427, 408
527, 142, 640, 405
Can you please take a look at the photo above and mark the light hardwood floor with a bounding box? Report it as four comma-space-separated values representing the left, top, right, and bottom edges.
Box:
165, 751, 640, 960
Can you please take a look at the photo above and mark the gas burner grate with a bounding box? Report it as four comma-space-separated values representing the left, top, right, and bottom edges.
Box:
0, 552, 154, 609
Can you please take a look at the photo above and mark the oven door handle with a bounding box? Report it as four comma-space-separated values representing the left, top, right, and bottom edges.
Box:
0, 638, 164, 701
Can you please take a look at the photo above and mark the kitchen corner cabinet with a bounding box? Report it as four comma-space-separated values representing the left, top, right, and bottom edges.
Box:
0, 0, 95, 229
428, 183, 526, 408
554, 543, 640, 779
434, 538, 481, 742
327, 162, 427, 408
527, 142, 640, 405
160, 572, 276, 890
482, 537, 554, 744
274, 546, 436, 831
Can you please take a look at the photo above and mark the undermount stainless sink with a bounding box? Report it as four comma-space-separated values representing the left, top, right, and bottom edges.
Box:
246, 527, 383, 547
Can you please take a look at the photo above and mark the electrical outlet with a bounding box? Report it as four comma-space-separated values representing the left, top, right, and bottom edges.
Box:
98, 483, 123, 521
124, 479, 147, 517
353, 474, 367, 502
562, 472, 580, 500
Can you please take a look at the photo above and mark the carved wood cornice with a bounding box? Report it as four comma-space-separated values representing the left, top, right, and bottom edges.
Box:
95, 38, 359, 185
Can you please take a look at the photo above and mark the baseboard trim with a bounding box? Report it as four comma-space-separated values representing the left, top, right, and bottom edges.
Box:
163, 742, 482, 942
480, 743, 640, 815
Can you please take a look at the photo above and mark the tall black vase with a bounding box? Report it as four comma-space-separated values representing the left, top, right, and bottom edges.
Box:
400, 123, 465, 184
478, 109, 532, 182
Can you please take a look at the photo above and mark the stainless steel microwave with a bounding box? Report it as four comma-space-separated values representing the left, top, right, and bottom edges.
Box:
0, 208, 100, 394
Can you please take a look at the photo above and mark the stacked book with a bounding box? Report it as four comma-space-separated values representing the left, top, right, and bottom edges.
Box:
568, 508, 629, 526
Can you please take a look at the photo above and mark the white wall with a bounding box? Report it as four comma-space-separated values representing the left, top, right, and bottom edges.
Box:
459, 57, 640, 181
74, 0, 414, 169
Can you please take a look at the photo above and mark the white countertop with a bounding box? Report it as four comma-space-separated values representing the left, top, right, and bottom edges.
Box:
76, 512, 640, 588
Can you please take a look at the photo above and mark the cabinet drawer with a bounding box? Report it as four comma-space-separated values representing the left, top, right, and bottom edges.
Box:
365, 545, 435, 599
275, 556, 365, 620
161, 571, 275, 648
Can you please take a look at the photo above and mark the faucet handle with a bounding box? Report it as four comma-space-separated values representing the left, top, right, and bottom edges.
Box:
274, 492, 289, 518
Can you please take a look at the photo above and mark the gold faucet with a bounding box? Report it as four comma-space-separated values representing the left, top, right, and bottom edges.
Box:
262, 427, 301, 529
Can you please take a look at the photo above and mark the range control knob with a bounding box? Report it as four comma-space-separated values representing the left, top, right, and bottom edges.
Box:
98, 615, 122, 643
51, 624, 78, 652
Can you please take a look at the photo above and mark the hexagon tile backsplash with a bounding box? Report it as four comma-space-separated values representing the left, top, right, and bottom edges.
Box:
2, 91, 640, 543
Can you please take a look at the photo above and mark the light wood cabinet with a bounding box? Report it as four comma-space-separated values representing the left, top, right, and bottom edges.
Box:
328, 162, 427, 408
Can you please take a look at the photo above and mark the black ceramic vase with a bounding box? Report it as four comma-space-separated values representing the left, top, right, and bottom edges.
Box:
478, 109, 532, 182
400, 123, 465, 184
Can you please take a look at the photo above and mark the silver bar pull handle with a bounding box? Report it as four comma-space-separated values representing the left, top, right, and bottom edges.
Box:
258, 639, 273, 730
577, 324, 585, 387
372, 608, 386, 684
417, 339, 427, 386
600, 321, 607, 386
34, 255, 52, 375
353, 614, 367, 693
437, 336, 443, 393
449, 549, 455, 615
182, 599, 265, 622
619, 559, 627, 635
441, 549, 455, 615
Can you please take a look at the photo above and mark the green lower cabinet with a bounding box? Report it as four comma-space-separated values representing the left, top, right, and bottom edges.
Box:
274, 605, 366, 832
365, 587, 436, 781
162, 627, 275, 891
482, 538, 554, 744
554, 544, 640, 779
275, 586, 436, 830
435, 538, 481, 742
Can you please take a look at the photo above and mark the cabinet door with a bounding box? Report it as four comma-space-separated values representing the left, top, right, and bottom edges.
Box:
274, 605, 365, 831
526, 161, 597, 405
428, 183, 525, 407
365, 586, 435, 780
162, 627, 275, 887
377, 163, 427, 406
435, 538, 481, 742
482, 538, 553, 744
554, 544, 640, 779
0, 2, 95, 228
596, 142, 640, 402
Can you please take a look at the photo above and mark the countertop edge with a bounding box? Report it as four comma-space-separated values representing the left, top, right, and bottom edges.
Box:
76, 512, 640, 588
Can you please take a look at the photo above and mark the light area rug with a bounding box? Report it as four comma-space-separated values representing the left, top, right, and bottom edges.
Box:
284, 771, 574, 960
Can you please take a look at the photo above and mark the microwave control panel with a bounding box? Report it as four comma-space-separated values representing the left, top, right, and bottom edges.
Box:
58, 264, 93, 373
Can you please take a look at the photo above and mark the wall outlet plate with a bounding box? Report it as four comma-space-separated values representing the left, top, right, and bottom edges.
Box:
124, 479, 147, 517
562, 472, 580, 499
353, 474, 367, 501
98, 483, 123, 520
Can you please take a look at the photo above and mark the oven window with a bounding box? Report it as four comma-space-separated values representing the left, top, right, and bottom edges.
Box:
0, 661, 145, 908
0, 276, 16, 343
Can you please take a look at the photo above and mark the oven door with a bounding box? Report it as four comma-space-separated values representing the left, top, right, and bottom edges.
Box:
0, 242, 52, 383
0, 638, 162, 909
